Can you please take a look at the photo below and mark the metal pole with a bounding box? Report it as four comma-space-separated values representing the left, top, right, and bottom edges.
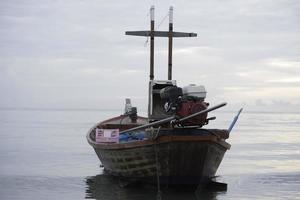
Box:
228, 108, 243, 133
150, 6, 155, 80
119, 102, 227, 134
168, 6, 173, 80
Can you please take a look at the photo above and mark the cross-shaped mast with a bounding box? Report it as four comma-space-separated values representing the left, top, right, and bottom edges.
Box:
126, 6, 197, 80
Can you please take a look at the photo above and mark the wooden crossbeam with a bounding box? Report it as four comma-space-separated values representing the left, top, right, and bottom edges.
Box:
125, 31, 197, 37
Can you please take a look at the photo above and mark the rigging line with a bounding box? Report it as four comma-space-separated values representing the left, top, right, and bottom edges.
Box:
156, 12, 169, 30
144, 8, 152, 47
144, 37, 149, 47
144, 11, 169, 47
154, 126, 162, 200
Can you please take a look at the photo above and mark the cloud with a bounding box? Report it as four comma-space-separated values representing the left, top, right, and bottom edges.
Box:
0, 0, 299, 111
267, 78, 300, 84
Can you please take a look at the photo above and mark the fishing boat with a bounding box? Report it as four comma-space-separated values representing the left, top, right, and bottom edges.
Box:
87, 6, 242, 187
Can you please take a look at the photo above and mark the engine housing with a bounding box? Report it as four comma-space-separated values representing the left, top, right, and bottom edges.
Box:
160, 84, 209, 127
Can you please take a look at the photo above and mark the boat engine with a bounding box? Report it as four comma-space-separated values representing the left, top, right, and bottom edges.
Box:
160, 84, 209, 127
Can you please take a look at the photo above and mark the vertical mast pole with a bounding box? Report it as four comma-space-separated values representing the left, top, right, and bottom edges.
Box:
150, 6, 155, 80
168, 6, 173, 80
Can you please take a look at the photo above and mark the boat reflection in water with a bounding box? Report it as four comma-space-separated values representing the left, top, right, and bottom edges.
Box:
85, 174, 226, 200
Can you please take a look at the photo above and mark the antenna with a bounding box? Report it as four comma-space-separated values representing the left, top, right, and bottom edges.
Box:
126, 6, 197, 80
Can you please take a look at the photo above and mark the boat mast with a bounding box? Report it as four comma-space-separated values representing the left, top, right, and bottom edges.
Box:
168, 6, 173, 80
150, 6, 155, 80
125, 6, 197, 80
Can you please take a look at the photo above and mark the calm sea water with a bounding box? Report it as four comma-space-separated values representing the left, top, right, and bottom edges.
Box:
0, 108, 299, 200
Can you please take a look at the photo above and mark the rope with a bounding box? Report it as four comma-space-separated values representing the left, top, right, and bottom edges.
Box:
144, 11, 170, 47
153, 126, 162, 200
156, 12, 169, 30
144, 37, 149, 47
144, 8, 151, 46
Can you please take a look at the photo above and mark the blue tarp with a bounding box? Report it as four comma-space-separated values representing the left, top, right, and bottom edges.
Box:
119, 131, 146, 142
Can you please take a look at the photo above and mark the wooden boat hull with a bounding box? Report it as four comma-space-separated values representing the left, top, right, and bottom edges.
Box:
87, 128, 230, 185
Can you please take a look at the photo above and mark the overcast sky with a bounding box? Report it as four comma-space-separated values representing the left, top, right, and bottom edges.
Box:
1, 0, 299, 112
